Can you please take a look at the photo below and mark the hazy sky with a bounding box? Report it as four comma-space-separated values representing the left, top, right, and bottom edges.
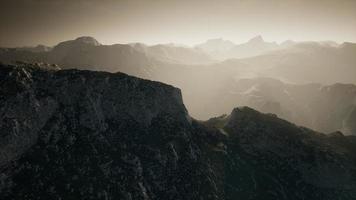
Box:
1, 0, 356, 47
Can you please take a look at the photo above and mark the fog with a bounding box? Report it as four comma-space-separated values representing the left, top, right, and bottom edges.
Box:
1, 0, 356, 135
2, 1, 356, 199
1, 0, 356, 47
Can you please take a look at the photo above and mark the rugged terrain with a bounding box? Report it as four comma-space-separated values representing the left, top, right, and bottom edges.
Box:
190, 77, 356, 134
0, 63, 224, 199
196, 35, 282, 60
1, 64, 356, 199
206, 108, 356, 200
1, 37, 356, 132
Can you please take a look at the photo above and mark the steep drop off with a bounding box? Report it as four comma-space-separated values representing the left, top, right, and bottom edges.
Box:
1, 64, 356, 200
0, 64, 224, 199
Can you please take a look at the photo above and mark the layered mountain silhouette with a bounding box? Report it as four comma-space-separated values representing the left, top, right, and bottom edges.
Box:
14, 45, 52, 53
0, 36, 157, 78
131, 43, 215, 65
1, 64, 356, 199
195, 38, 236, 57
1, 36, 354, 85
196, 35, 289, 60
1, 36, 355, 135
236, 41, 356, 84
191, 77, 356, 135
0, 36, 215, 78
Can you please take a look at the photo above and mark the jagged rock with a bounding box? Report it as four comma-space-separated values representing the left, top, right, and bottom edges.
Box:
1, 64, 356, 200
221, 107, 356, 200
0, 64, 222, 200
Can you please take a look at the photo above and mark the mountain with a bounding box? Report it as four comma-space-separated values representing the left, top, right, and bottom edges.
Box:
1, 63, 356, 199
203, 77, 356, 135
2, 36, 352, 86
0, 63, 223, 199
55, 36, 102, 47
196, 36, 283, 60
15, 45, 52, 53
196, 36, 341, 60
131, 43, 215, 65
0, 37, 158, 78
49, 39, 155, 78
175, 73, 356, 135
195, 38, 235, 55
224, 35, 280, 59
205, 107, 356, 200
280, 40, 297, 48
0, 37, 214, 78
1, 37, 355, 133
236, 41, 356, 84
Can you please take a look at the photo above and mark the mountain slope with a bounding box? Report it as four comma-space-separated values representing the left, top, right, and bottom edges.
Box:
238, 42, 356, 84
195, 38, 236, 59
205, 77, 356, 135
2, 37, 356, 133
0, 37, 214, 79
196, 36, 282, 60
1, 64, 356, 199
0, 37, 155, 78
206, 107, 356, 200
224, 35, 279, 59
131, 43, 215, 65
0, 64, 223, 199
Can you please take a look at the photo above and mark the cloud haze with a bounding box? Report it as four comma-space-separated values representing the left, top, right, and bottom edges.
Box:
1, 0, 356, 47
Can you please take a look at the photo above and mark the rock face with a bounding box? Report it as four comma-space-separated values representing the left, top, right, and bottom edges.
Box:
1, 64, 356, 200
2, 37, 356, 132
0, 64, 223, 199
205, 107, 356, 200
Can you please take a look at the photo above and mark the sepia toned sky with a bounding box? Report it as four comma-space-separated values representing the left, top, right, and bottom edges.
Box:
1, 0, 356, 47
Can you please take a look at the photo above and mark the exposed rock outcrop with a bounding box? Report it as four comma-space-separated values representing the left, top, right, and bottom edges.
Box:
1, 64, 356, 200
221, 107, 356, 200
0, 64, 223, 199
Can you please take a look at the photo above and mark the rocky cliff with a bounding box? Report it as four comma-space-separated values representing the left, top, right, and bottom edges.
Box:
0, 64, 224, 199
205, 107, 356, 200
1, 64, 356, 199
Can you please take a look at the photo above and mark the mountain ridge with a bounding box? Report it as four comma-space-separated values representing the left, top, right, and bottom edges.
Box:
1, 37, 356, 134
1, 64, 356, 199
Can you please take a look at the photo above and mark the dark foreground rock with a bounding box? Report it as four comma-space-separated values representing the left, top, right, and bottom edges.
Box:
1, 64, 356, 199
205, 107, 356, 200
0, 64, 224, 199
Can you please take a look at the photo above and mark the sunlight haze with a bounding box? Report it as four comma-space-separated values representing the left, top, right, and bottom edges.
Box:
1, 0, 356, 47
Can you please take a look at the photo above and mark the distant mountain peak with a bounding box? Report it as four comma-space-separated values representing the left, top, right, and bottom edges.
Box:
280, 40, 296, 47
74, 36, 101, 46
53, 36, 101, 51
206, 38, 227, 42
340, 42, 356, 49
204, 38, 235, 45
196, 38, 235, 53
248, 35, 264, 43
